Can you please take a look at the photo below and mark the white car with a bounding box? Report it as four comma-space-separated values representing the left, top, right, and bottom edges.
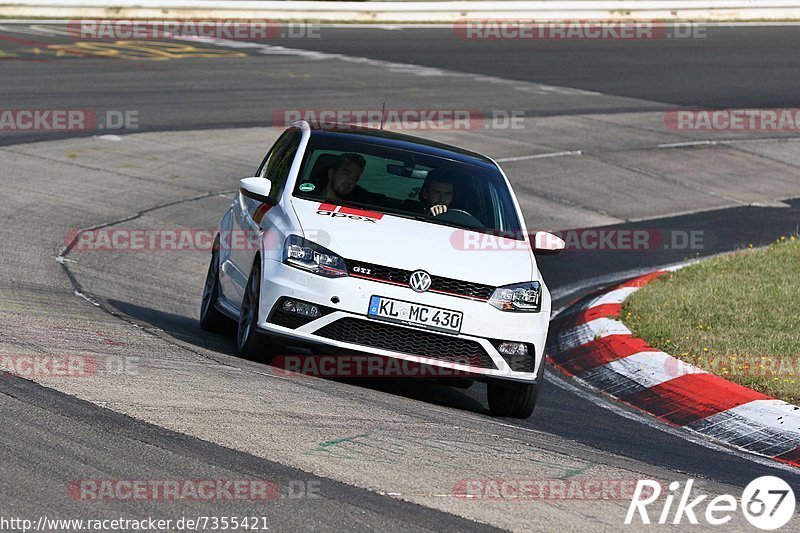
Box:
200, 121, 563, 417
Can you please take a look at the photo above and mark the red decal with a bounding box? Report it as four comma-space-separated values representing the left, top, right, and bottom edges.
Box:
253, 203, 273, 224
337, 206, 384, 220
316, 203, 383, 220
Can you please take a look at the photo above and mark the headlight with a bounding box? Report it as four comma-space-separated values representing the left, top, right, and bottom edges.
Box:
283, 235, 348, 278
488, 281, 541, 312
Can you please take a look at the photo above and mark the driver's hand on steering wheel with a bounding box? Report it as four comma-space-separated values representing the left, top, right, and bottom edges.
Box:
429, 204, 448, 216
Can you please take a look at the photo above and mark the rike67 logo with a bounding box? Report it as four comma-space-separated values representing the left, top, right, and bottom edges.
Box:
626, 477, 795, 530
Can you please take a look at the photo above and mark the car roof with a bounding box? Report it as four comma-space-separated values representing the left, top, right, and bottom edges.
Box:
302, 122, 498, 170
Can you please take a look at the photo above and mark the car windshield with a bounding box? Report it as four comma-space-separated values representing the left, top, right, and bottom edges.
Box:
292, 136, 523, 238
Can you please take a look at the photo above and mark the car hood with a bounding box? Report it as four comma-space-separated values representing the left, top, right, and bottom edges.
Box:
290, 198, 534, 286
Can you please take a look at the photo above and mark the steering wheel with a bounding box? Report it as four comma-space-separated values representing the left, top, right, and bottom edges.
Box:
434, 208, 485, 229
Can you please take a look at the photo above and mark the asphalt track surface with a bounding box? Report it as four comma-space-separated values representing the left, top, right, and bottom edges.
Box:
3, 24, 800, 145
2, 23, 800, 532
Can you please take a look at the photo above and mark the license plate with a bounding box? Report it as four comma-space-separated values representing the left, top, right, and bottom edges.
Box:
367, 296, 463, 334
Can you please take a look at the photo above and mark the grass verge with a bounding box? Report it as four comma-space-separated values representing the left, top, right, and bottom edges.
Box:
621, 235, 800, 403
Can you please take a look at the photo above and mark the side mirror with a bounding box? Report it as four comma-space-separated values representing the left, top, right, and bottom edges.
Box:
239, 177, 273, 204
532, 231, 565, 255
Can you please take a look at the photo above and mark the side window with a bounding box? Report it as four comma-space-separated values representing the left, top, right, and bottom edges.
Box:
258, 129, 301, 203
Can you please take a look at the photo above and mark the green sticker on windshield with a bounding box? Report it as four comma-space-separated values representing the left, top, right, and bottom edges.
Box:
299, 182, 315, 192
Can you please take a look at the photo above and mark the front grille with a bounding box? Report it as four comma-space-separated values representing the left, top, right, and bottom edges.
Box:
431, 276, 494, 300
347, 259, 495, 301
268, 298, 334, 329
314, 318, 497, 369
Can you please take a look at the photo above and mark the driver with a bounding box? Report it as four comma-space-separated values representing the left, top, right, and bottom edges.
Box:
403, 170, 455, 217
323, 153, 366, 202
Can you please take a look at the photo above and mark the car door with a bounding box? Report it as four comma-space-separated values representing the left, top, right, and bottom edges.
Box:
226, 128, 301, 307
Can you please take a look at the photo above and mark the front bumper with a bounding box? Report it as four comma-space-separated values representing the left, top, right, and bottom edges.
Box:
256, 259, 550, 383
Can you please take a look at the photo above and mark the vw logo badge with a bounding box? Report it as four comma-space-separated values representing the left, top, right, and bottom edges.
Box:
409, 270, 432, 293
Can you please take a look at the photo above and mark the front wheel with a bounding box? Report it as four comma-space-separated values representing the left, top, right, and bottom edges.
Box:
200, 242, 233, 333
487, 380, 540, 418
236, 260, 276, 361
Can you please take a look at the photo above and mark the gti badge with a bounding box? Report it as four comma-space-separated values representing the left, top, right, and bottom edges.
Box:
409, 270, 432, 293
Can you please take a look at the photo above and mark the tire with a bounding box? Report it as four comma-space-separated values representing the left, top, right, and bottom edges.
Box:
487, 380, 540, 418
236, 259, 277, 361
487, 358, 545, 418
199, 241, 233, 333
